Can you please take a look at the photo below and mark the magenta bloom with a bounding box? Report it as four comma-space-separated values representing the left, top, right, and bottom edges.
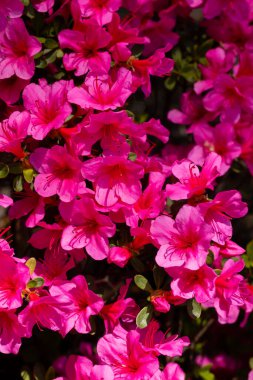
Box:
168, 265, 217, 303
0, 18, 41, 80
18, 293, 66, 336
59, 21, 111, 76
9, 184, 45, 228
0, 253, 30, 310
188, 122, 241, 174
0, 111, 30, 158
0, 75, 29, 104
30, 145, 84, 202
0, 194, 13, 208
82, 156, 144, 207
97, 327, 159, 379
207, 259, 246, 324
68, 68, 133, 111
60, 196, 116, 259
50, 275, 104, 335
23, 80, 72, 140
0, 0, 24, 32
197, 190, 248, 245
151, 205, 213, 270
0, 309, 26, 354
77, 0, 121, 25
203, 74, 253, 123
166, 153, 221, 200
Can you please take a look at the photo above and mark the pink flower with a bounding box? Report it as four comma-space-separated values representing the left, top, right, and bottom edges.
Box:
18, 292, 66, 336
0, 18, 41, 80
97, 326, 159, 379
168, 91, 216, 133
0, 309, 26, 354
59, 21, 111, 76
139, 320, 190, 357
197, 190, 248, 245
188, 123, 241, 174
30, 145, 84, 202
203, 74, 253, 123
60, 196, 115, 260
168, 265, 217, 303
0, 253, 30, 309
23, 80, 73, 140
151, 205, 213, 270
205, 259, 245, 324
160, 363, 185, 380
9, 184, 45, 228
34, 247, 75, 286
82, 156, 144, 207
166, 153, 221, 200
194, 47, 235, 94
0, 111, 29, 158
77, 0, 121, 25
107, 246, 132, 267
50, 275, 104, 335
130, 52, 174, 96
0, 75, 29, 104
68, 68, 133, 111
31, 0, 55, 13
86, 110, 145, 156
0, 0, 24, 32
0, 194, 13, 208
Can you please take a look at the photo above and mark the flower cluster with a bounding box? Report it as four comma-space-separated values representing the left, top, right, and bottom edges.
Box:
0, 0, 253, 379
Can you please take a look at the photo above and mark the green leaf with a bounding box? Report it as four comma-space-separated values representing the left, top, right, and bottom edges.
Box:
134, 275, 153, 292
21, 370, 31, 380
128, 152, 137, 161
44, 38, 58, 49
9, 163, 23, 174
26, 258, 36, 275
0, 163, 9, 178
198, 366, 215, 380
23, 168, 34, 183
45, 367, 55, 380
13, 175, 23, 192
131, 257, 146, 273
187, 299, 202, 319
249, 357, 253, 369
164, 76, 176, 90
243, 240, 253, 268
136, 305, 153, 329
21, 0, 30, 5
33, 363, 45, 380
27, 277, 44, 289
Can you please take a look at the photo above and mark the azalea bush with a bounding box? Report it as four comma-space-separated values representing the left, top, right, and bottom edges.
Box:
1, 0, 253, 379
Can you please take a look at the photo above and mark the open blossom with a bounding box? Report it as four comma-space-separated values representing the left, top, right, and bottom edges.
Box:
0, 253, 30, 310
60, 196, 116, 260
59, 21, 111, 76
68, 68, 133, 111
77, 0, 121, 25
0, 194, 13, 208
0, 0, 24, 32
0, 309, 26, 354
197, 190, 248, 245
18, 292, 66, 337
23, 80, 73, 140
82, 156, 144, 207
0, 18, 41, 80
151, 205, 213, 270
0, 111, 30, 158
50, 275, 104, 335
168, 265, 217, 303
203, 74, 253, 123
166, 153, 221, 200
97, 326, 160, 379
188, 122, 241, 174
204, 259, 246, 324
9, 184, 45, 228
30, 145, 85, 202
